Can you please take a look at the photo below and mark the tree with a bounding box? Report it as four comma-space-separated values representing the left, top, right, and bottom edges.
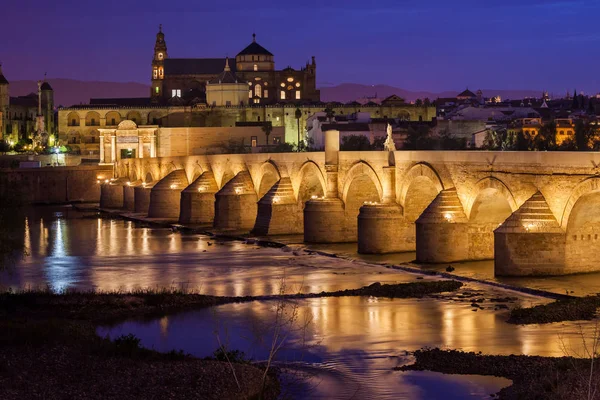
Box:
340, 135, 372, 151
533, 121, 557, 151
423, 98, 431, 107
404, 125, 433, 150
0, 141, 10, 154
295, 107, 302, 151
575, 119, 593, 151
515, 131, 530, 151
324, 104, 335, 123
415, 99, 423, 107
261, 122, 273, 146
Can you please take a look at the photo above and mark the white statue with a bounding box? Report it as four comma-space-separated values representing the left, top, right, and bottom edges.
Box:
384, 123, 396, 151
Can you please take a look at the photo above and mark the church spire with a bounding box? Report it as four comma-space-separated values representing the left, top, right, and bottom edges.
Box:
224, 57, 230, 72
252, 33, 256, 43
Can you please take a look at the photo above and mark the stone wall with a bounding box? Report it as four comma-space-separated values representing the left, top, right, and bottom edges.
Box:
0, 164, 112, 204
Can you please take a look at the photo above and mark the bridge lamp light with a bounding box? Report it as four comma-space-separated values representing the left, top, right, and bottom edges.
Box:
311, 195, 318, 200
97, 175, 104, 180
96, 180, 100, 184
104, 179, 109, 184
273, 196, 280, 204
443, 212, 453, 222
127, 181, 131, 186
142, 182, 147, 187
234, 187, 243, 195
170, 184, 178, 190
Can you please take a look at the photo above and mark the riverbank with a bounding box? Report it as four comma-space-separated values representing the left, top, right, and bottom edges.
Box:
0, 280, 464, 399
398, 348, 598, 400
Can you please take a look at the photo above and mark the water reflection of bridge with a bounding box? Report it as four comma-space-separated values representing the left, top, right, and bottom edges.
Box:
101, 130, 600, 276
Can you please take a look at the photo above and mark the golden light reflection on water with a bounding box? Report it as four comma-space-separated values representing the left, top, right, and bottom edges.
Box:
223, 297, 592, 358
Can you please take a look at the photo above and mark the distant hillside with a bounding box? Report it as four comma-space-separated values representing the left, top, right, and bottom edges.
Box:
10, 79, 149, 108
320, 83, 543, 103
9, 79, 543, 107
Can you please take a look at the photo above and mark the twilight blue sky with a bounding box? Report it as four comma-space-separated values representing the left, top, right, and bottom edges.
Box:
1, 0, 599, 94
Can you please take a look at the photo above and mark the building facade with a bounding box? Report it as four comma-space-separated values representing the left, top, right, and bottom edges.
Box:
150, 26, 319, 105
0, 65, 55, 145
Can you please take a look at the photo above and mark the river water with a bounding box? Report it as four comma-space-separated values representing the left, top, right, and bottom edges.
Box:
3, 206, 600, 399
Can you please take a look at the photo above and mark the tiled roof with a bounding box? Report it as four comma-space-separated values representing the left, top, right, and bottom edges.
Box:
164, 58, 235, 75
237, 41, 273, 56
457, 89, 477, 98
89, 97, 152, 107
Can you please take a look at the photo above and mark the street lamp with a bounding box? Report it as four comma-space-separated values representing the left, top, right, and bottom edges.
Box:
53, 146, 59, 166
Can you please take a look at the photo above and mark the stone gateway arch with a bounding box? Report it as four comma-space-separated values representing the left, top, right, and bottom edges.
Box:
100, 130, 600, 277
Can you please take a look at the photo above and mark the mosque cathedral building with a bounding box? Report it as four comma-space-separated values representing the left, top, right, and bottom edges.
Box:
56, 26, 435, 159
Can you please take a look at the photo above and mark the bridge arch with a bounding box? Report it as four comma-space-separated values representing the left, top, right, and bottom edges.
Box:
561, 177, 600, 230
399, 162, 444, 221
341, 161, 383, 206
295, 161, 326, 203
466, 177, 517, 220
561, 177, 600, 272
256, 160, 281, 198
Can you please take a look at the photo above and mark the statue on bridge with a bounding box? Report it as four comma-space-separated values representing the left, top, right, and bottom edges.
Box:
384, 123, 396, 152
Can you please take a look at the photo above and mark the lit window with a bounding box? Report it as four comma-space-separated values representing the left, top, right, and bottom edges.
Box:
255, 84, 262, 98
171, 89, 181, 98
254, 99, 260, 104
254, 64, 258, 71
159, 68, 163, 77
296, 91, 301, 99
153, 69, 158, 79
155, 87, 159, 94
295, 82, 300, 87
287, 77, 294, 82
264, 89, 268, 98
249, 90, 252, 99
248, 82, 252, 86
280, 91, 286, 100
158, 53, 163, 60
280, 83, 285, 88
251, 136, 257, 147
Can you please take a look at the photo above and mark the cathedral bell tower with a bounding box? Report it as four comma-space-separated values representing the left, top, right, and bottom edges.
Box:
151, 24, 168, 103
0, 63, 9, 139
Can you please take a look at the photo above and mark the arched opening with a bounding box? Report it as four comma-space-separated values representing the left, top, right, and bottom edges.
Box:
145, 172, 154, 183
565, 191, 600, 272
344, 171, 381, 240
105, 111, 121, 126
404, 176, 440, 222
85, 111, 100, 127
468, 188, 513, 259
147, 111, 162, 125
126, 111, 142, 125
67, 112, 80, 127
257, 166, 280, 199
297, 162, 326, 208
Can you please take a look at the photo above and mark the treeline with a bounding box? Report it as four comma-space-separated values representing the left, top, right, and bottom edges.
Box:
483, 120, 600, 151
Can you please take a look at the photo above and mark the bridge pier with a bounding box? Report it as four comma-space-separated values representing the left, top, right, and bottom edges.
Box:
304, 198, 348, 243
100, 179, 126, 209
214, 171, 258, 231
148, 170, 188, 219
416, 188, 469, 263
495, 192, 566, 276
123, 181, 141, 211
179, 171, 218, 225
358, 203, 413, 253
253, 177, 301, 235
134, 182, 156, 215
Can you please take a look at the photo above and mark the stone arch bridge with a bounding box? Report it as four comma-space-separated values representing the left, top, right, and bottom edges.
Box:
100, 130, 600, 277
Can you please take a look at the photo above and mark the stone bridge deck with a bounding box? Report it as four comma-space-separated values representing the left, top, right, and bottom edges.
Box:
100, 130, 600, 276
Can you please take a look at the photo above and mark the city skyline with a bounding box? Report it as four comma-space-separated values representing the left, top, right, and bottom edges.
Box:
2, 0, 600, 94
